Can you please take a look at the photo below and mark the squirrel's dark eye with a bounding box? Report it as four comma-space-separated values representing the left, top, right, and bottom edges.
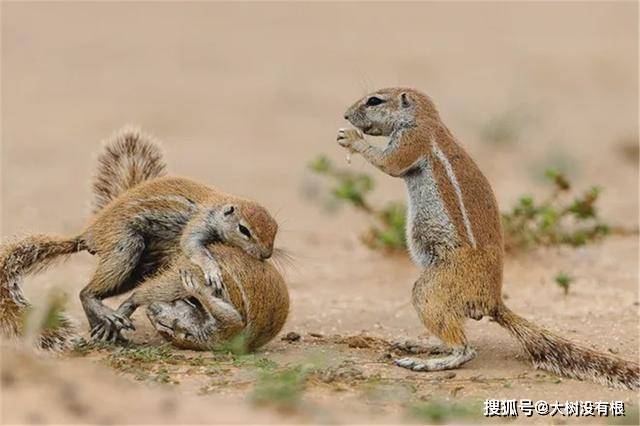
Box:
365, 96, 385, 107
238, 224, 252, 238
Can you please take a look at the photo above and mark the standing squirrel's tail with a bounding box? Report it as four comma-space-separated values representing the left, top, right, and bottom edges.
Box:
92, 126, 167, 213
0, 234, 85, 350
494, 304, 639, 390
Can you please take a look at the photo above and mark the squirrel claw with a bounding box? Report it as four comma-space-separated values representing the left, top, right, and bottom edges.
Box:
180, 269, 198, 293
180, 268, 225, 298
203, 267, 225, 296
90, 311, 134, 342
336, 128, 363, 149
211, 279, 224, 298
91, 323, 115, 343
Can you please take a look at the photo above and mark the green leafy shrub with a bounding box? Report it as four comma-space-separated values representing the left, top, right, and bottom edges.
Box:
310, 154, 624, 254
502, 169, 611, 252
361, 201, 407, 250
309, 155, 406, 251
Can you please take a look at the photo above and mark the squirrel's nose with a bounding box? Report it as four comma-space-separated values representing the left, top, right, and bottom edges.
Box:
344, 113, 351, 120
261, 248, 273, 260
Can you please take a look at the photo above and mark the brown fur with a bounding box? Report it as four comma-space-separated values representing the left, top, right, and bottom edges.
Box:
0, 126, 279, 347
341, 87, 639, 390
428, 149, 470, 244
78, 175, 278, 329
79, 132, 278, 340
84, 175, 277, 264
0, 234, 84, 349
430, 124, 503, 248
120, 244, 289, 351
92, 126, 167, 213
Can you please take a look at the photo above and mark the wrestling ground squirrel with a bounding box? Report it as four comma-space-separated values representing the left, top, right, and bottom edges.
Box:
338, 87, 639, 390
0, 127, 279, 347
119, 244, 289, 351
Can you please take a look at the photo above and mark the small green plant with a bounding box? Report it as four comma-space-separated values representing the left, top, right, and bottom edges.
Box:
309, 155, 406, 251
408, 400, 480, 424
309, 155, 375, 212
502, 169, 611, 252
103, 343, 184, 384
70, 337, 112, 356
213, 332, 249, 356
230, 353, 278, 370
310, 154, 623, 254
107, 344, 175, 364
153, 366, 179, 384
554, 272, 574, 295
20, 289, 68, 335
250, 364, 314, 411
361, 201, 406, 251
37, 290, 68, 333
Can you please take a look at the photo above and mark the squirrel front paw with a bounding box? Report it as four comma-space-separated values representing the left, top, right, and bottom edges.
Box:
180, 268, 208, 296
201, 261, 225, 297
180, 267, 225, 299
336, 128, 364, 150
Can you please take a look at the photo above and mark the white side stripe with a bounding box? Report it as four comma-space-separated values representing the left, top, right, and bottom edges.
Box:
431, 139, 477, 248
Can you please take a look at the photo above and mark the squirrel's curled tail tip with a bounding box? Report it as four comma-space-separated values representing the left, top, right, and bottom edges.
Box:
0, 234, 85, 350
92, 125, 167, 213
494, 304, 639, 390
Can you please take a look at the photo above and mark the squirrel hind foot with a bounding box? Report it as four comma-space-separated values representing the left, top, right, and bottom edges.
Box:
391, 340, 451, 355
395, 345, 476, 372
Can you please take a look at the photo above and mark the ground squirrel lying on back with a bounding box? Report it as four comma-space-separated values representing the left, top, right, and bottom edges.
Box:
338, 87, 639, 390
118, 244, 289, 351
0, 127, 278, 347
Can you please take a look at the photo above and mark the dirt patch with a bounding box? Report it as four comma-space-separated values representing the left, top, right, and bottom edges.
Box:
334, 334, 394, 350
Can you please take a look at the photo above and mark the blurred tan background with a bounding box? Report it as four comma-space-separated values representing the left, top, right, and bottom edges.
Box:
3, 2, 637, 234
2, 2, 638, 424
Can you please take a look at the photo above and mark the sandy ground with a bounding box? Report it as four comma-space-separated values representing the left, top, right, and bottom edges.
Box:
1, 2, 638, 424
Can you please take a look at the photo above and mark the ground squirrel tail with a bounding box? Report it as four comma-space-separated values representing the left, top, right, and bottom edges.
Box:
92, 126, 167, 213
0, 234, 85, 350
494, 304, 639, 390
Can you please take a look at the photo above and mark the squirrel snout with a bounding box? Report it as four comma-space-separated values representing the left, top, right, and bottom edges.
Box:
260, 248, 273, 260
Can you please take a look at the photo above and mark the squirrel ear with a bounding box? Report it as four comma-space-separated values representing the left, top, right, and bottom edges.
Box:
400, 92, 413, 108
223, 205, 235, 216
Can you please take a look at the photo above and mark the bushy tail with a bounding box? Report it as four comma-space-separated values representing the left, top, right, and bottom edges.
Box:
494, 304, 639, 390
0, 234, 85, 350
92, 126, 167, 213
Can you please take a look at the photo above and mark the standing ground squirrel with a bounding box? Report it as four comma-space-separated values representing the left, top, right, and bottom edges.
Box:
118, 244, 289, 351
338, 87, 639, 390
0, 127, 279, 347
